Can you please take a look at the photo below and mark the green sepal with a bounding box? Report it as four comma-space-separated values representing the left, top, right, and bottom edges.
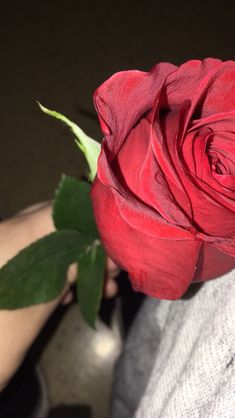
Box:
38, 102, 101, 181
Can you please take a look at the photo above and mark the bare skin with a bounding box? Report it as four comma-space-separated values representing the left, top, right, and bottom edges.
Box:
0, 203, 119, 391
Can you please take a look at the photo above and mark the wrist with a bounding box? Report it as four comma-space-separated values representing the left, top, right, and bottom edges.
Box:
0, 203, 54, 268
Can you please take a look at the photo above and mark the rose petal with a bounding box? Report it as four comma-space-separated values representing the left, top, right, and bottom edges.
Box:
163, 59, 235, 135
188, 110, 235, 133
182, 130, 235, 195
181, 129, 209, 178
159, 107, 235, 237
201, 62, 235, 116
97, 134, 194, 240
187, 115, 235, 200
91, 179, 201, 299
212, 239, 235, 258
113, 117, 191, 228
152, 103, 194, 220
213, 174, 235, 191
93, 62, 177, 152
163, 59, 221, 111
194, 242, 235, 281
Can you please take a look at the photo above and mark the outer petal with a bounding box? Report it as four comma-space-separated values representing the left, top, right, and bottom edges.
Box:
113, 117, 192, 229
200, 61, 235, 116
97, 117, 195, 240
91, 179, 201, 300
211, 240, 235, 258
194, 242, 235, 281
162, 59, 235, 133
163, 59, 222, 111
93, 62, 177, 151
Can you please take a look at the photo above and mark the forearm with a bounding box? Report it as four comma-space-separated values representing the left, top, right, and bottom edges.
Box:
0, 203, 56, 390
0, 299, 59, 391
0, 203, 118, 390
0, 202, 54, 267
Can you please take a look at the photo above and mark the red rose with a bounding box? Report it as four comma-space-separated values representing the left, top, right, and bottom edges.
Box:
91, 59, 235, 299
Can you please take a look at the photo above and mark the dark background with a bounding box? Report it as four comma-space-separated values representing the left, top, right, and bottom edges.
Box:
0, 2, 234, 417
0, 0, 234, 217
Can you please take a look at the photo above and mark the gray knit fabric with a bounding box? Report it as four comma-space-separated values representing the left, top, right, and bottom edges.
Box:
110, 270, 235, 418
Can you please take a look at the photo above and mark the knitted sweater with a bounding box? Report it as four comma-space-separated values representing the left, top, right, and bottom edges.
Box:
111, 270, 235, 418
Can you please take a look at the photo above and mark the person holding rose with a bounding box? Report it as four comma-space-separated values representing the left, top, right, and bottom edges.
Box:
0, 58, 235, 417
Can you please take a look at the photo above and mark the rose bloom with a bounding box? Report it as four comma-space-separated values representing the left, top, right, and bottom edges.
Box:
91, 59, 235, 299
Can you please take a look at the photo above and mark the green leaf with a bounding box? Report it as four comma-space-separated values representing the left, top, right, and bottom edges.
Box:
77, 241, 105, 328
0, 230, 90, 309
53, 175, 99, 239
38, 102, 101, 181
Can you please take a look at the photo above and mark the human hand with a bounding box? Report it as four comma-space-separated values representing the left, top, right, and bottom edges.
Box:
0, 202, 119, 391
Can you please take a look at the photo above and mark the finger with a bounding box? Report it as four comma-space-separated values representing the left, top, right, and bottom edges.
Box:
61, 290, 74, 305
67, 262, 78, 284
104, 277, 119, 298
106, 257, 120, 278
